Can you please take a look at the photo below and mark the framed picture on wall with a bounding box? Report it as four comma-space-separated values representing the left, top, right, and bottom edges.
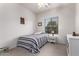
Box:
38, 22, 42, 26
20, 17, 25, 24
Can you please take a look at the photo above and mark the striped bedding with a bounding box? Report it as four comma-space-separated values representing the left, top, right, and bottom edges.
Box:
17, 34, 48, 53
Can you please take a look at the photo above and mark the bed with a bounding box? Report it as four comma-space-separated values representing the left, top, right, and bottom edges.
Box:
17, 33, 49, 53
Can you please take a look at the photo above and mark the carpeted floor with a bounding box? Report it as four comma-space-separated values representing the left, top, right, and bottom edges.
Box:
0, 43, 67, 56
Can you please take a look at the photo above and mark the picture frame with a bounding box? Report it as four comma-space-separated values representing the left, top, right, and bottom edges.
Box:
20, 17, 25, 24
38, 22, 42, 26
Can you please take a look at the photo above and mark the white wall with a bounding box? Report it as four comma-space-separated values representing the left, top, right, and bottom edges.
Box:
36, 4, 76, 44
75, 4, 79, 33
0, 3, 36, 48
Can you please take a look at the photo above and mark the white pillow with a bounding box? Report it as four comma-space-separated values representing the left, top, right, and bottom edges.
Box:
34, 32, 42, 34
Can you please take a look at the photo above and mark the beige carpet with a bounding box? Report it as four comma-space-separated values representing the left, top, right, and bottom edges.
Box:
0, 43, 67, 56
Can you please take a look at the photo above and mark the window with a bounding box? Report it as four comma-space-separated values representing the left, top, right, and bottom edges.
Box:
44, 16, 58, 34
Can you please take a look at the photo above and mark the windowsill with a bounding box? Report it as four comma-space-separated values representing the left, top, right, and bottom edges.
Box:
48, 34, 59, 37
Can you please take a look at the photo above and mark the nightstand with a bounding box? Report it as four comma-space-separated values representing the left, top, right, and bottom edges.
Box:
48, 34, 58, 44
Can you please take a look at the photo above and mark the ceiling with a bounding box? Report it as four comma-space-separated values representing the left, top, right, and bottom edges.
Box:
19, 3, 71, 14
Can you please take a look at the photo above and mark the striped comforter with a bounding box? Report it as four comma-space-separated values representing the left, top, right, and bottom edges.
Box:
17, 34, 48, 53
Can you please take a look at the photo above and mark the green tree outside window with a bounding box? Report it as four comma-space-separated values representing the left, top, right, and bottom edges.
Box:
45, 17, 58, 34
